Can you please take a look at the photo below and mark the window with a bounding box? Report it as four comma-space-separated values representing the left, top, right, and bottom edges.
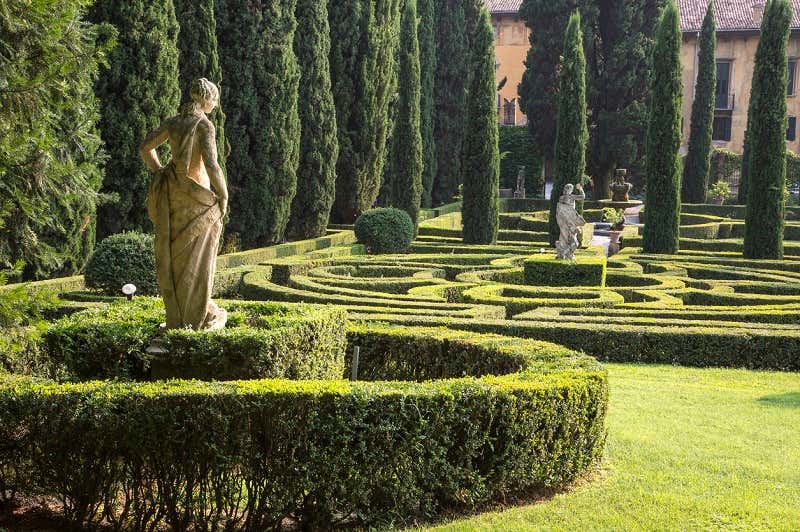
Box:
788, 116, 797, 141
716, 61, 731, 109
789, 60, 797, 95
503, 99, 516, 125
712, 114, 731, 141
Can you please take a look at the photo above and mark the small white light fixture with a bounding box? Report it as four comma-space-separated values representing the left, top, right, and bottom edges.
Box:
122, 283, 137, 301
539, 247, 546, 254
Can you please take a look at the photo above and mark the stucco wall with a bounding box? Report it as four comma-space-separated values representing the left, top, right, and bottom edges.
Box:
492, 13, 529, 125
681, 31, 800, 154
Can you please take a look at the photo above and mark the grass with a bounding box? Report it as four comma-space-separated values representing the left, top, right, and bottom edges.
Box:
418, 363, 800, 531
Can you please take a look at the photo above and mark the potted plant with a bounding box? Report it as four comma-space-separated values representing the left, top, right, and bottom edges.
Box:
602, 208, 625, 255
709, 181, 730, 205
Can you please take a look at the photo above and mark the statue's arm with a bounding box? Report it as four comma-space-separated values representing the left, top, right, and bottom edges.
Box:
574, 185, 586, 201
199, 121, 228, 215
140, 122, 170, 171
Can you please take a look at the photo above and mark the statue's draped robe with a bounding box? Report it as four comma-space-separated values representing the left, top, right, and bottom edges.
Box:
147, 118, 225, 329
556, 193, 586, 259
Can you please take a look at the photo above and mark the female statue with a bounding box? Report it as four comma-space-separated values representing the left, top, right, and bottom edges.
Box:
141, 78, 228, 330
555, 183, 586, 260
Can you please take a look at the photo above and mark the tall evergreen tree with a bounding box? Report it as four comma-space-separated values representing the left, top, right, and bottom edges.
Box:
174, 0, 226, 173
329, 0, 402, 223
216, 0, 301, 248
744, 0, 791, 259
432, 0, 469, 205
682, 0, 716, 203
739, 128, 753, 203
389, 0, 424, 229
549, 10, 589, 246
642, 1, 683, 254
1, 0, 109, 280
461, 5, 500, 244
287, 0, 339, 240
90, 0, 181, 239
519, 0, 665, 199
418, 0, 437, 208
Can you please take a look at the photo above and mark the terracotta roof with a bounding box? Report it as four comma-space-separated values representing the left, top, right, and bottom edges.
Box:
485, 0, 522, 14
676, 1, 799, 32
486, 0, 800, 32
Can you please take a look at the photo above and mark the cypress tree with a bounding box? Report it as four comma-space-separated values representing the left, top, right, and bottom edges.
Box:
682, 0, 716, 203
432, 0, 469, 205
174, 0, 226, 173
461, 5, 499, 244
329, 0, 402, 223
744, 0, 791, 259
216, 0, 301, 248
418, 0, 437, 208
548, 10, 588, 246
286, 0, 339, 240
389, 0, 424, 229
642, 1, 683, 254
1, 0, 108, 279
739, 128, 753, 203
90, 0, 181, 239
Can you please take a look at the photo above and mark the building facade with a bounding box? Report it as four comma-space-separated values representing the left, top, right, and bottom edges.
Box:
488, 0, 528, 126
488, 0, 800, 155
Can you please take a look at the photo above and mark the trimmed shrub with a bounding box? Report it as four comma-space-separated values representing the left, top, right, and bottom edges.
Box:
549, 10, 588, 245
84, 233, 157, 296
286, 0, 338, 240
90, 0, 181, 239
708, 148, 742, 189
0, 324, 607, 529
743, 0, 792, 259
642, 2, 682, 254
524, 251, 607, 287
39, 299, 346, 381
216, 0, 301, 248
354, 208, 415, 254
682, 1, 716, 203
461, 5, 500, 244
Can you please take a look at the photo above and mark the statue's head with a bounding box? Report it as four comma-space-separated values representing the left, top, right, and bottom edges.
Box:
190, 78, 220, 113
563, 184, 574, 195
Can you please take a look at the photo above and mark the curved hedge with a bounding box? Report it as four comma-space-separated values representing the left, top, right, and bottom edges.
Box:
0, 324, 608, 529
36, 299, 347, 381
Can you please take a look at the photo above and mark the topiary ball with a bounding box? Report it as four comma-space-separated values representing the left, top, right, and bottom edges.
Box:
84, 232, 158, 296
354, 208, 415, 254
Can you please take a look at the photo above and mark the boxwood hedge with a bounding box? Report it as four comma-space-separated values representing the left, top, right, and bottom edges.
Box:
0, 324, 608, 530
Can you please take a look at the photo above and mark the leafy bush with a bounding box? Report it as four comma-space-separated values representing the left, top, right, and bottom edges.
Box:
39, 299, 346, 381
84, 232, 158, 295
0, 324, 607, 529
354, 208, 415, 254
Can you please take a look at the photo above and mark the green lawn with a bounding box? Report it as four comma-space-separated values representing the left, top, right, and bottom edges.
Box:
419, 364, 800, 531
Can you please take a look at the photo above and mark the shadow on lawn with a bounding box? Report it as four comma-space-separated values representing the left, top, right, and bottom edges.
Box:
758, 392, 800, 409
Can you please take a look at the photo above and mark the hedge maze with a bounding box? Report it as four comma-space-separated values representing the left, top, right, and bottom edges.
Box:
237, 206, 800, 370
3, 201, 799, 528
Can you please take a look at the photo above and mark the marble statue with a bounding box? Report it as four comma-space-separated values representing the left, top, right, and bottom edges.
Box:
610, 168, 633, 203
142, 78, 228, 330
514, 166, 526, 199
555, 183, 586, 261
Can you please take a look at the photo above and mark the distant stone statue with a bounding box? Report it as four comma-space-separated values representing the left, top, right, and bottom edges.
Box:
610, 168, 633, 203
142, 78, 228, 330
514, 166, 526, 199
555, 183, 586, 261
